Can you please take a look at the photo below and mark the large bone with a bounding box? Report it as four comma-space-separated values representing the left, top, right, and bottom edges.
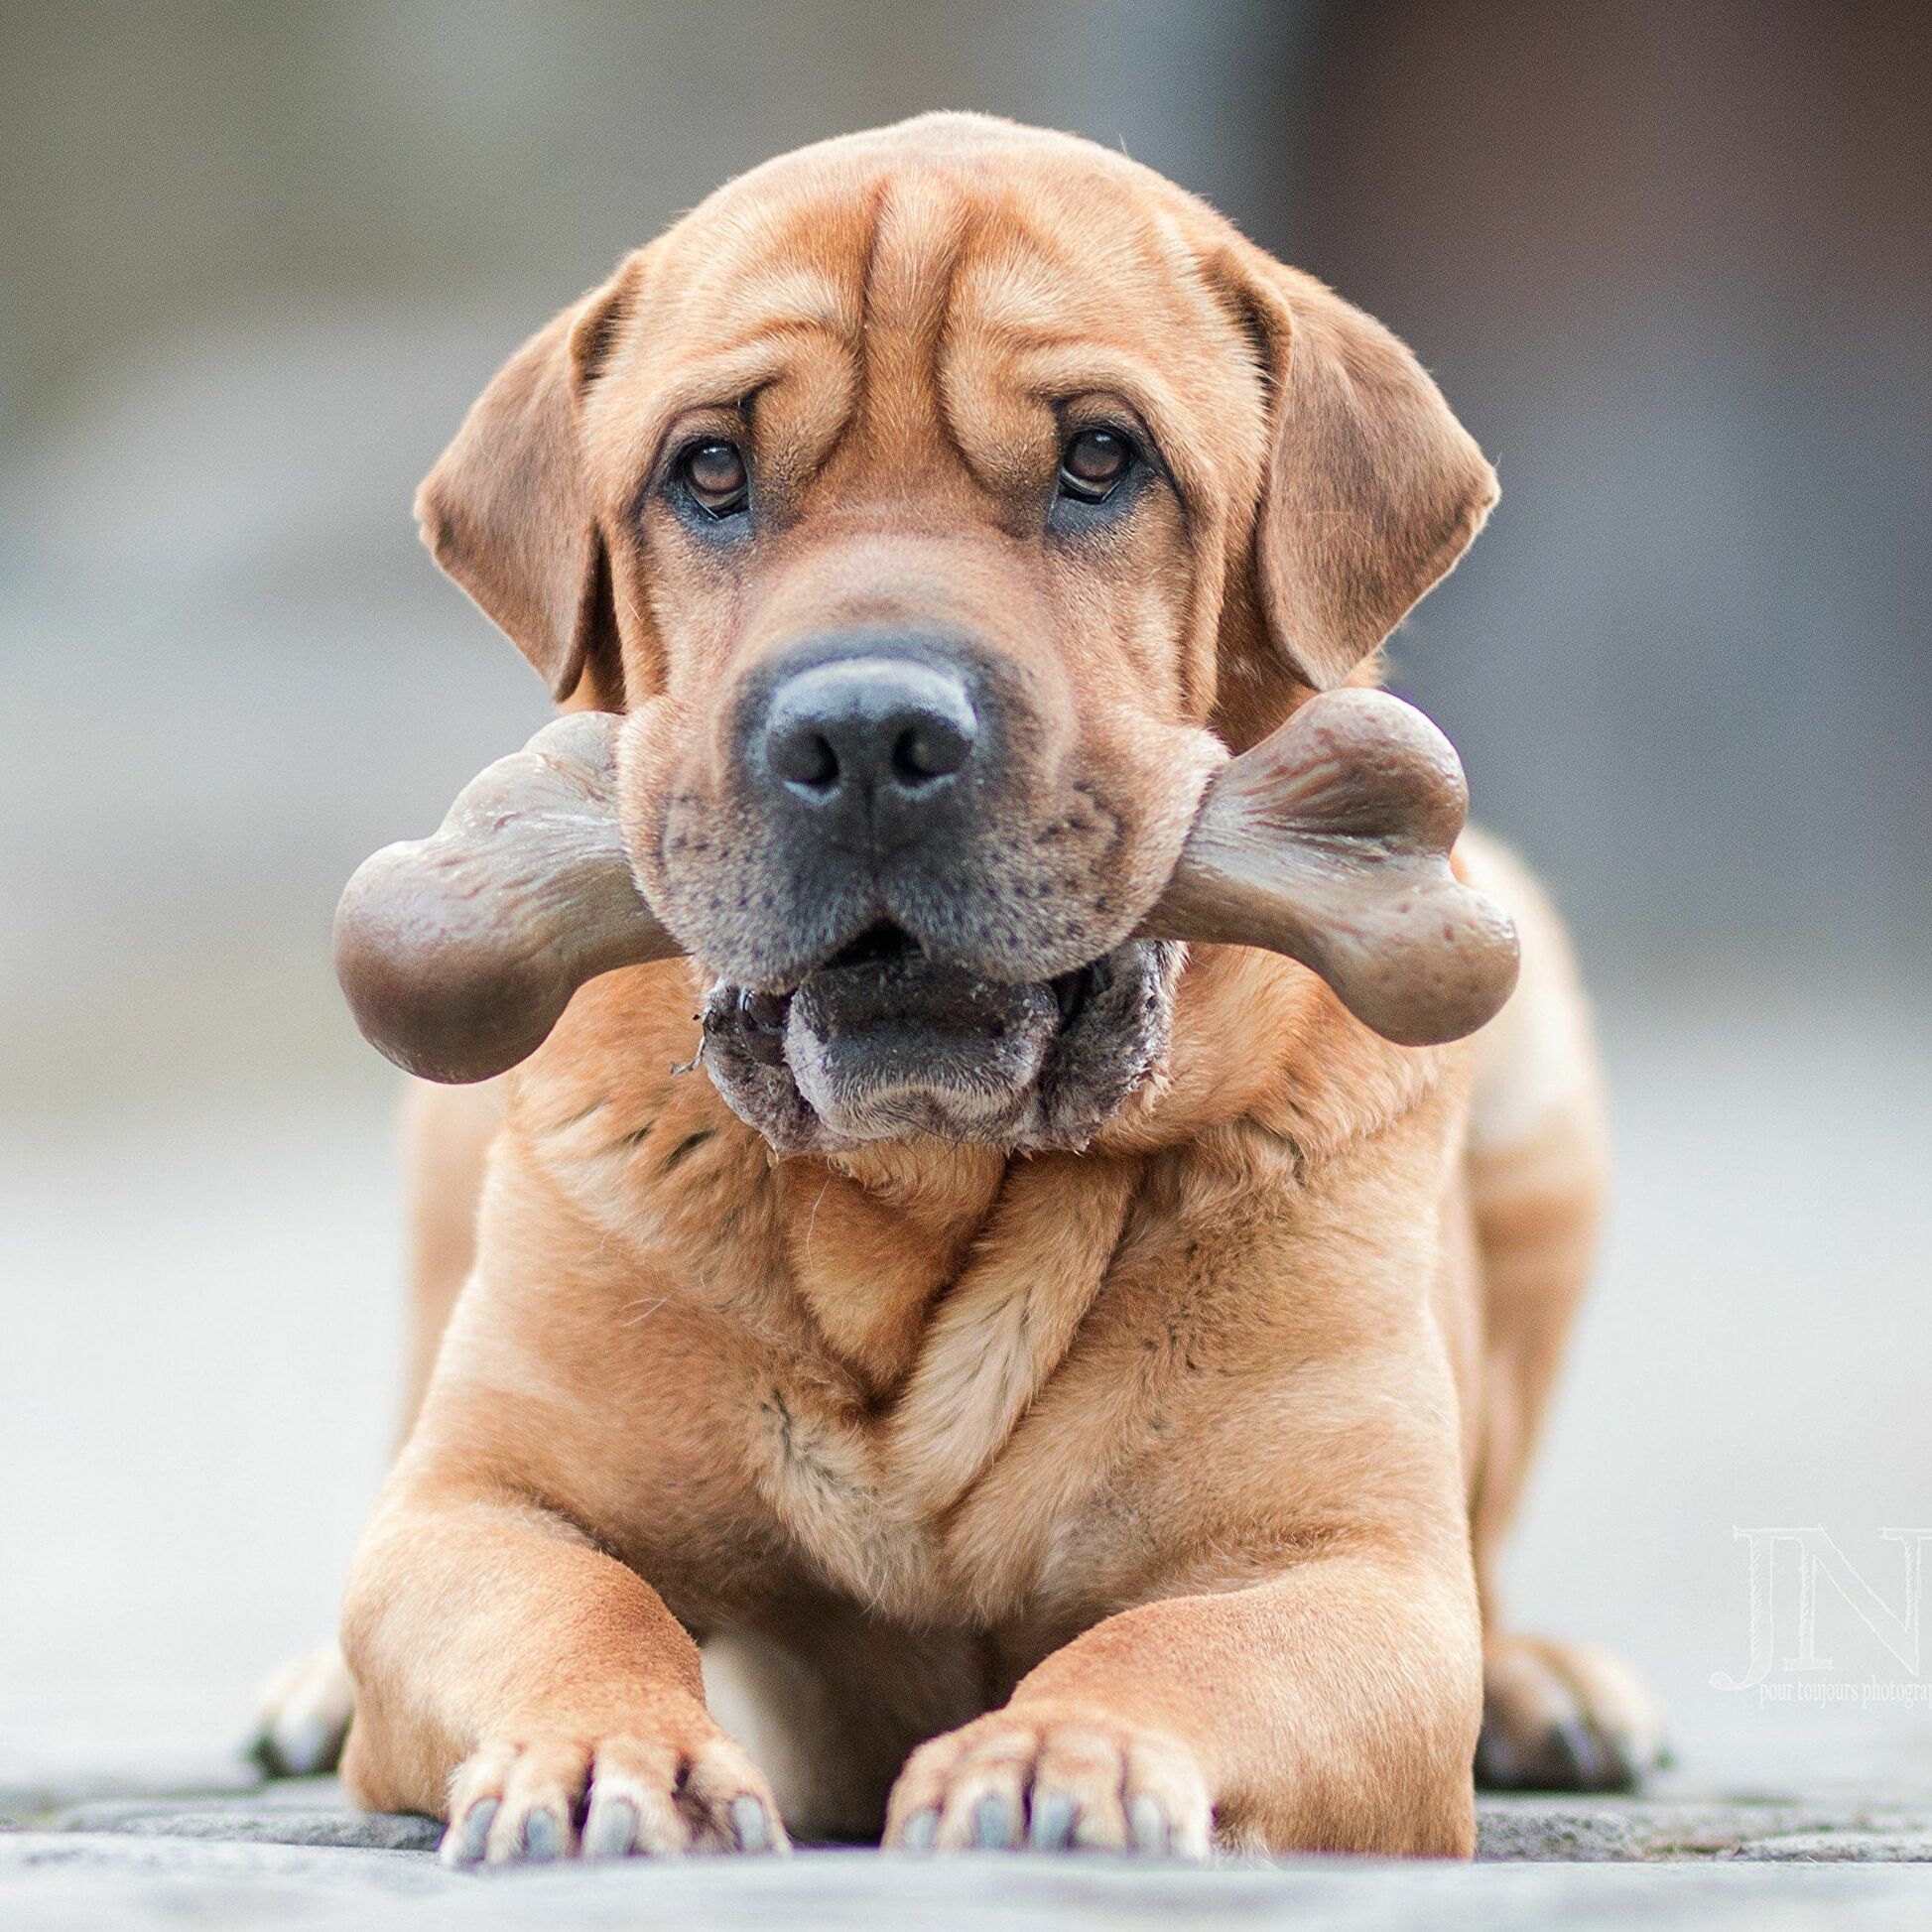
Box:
1133, 688, 1519, 1047
335, 692, 1518, 1084
333, 712, 680, 1084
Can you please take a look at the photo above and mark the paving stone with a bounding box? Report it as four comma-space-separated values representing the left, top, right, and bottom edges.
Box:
0, 1744, 264, 1828
0, 1831, 461, 1932
1477, 1797, 1648, 1861
9, 1834, 1932, 1932
1736, 1831, 1932, 1863
53, 1785, 441, 1853
29, 1777, 1932, 1868
22, 1766, 1932, 1930
1475, 1793, 1932, 1862
401, 1857, 1932, 1932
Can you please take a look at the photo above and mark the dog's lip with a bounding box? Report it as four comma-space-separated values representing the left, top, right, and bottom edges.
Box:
743, 920, 1110, 1038
766, 920, 1106, 999
818, 920, 925, 976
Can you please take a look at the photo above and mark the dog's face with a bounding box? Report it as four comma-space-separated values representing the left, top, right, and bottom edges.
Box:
418, 115, 1495, 1152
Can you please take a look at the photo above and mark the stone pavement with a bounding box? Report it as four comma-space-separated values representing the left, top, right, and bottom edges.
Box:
8, 1763, 1932, 1929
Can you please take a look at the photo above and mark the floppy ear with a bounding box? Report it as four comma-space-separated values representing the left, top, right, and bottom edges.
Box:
1228, 247, 1498, 694
414, 271, 632, 703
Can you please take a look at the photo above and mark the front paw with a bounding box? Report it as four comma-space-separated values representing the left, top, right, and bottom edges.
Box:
441, 1713, 788, 1866
882, 1704, 1210, 1859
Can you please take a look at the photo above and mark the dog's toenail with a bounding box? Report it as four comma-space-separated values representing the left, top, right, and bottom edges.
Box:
1028, 1791, 1076, 1850
520, 1809, 562, 1862
1474, 1724, 1522, 1789
972, 1792, 1018, 1849
1551, 1717, 1609, 1790
731, 1794, 772, 1853
899, 1806, 939, 1851
446, 1797, 497, 1866
581, 1796, 639, 1860
267, 1714, 334, 1777
1128, 1793, 1169, 1856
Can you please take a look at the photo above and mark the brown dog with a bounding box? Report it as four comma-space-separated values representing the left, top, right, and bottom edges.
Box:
295, 113, 1661, 1861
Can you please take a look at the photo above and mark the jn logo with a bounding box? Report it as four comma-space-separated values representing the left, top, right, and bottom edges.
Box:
1714, 1527, 1932, 1691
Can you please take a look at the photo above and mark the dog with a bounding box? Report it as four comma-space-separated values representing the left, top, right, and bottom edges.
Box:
266, 112, 1661, 1860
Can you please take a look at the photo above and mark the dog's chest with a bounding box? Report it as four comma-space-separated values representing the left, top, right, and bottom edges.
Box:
737, 1323, 1127, 1628
722, 1147, 1248, 1627
543, 1086, 1305, 1626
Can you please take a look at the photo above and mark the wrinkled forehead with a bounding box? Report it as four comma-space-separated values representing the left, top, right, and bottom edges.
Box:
582, 137, 1262, 502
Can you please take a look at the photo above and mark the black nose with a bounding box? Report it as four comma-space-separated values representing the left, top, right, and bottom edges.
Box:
761, 654, 977, 846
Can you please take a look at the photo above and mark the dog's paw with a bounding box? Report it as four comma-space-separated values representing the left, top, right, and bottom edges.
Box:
1477, 1633, 1668, 1792
882, 1704, 1210, 1858
441, 1722, 789, 1867
251, 1640, 355, 1777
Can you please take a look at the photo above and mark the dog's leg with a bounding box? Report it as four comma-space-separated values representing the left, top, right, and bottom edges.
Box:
1460, 832, 1665, 1790
882, 1547, 1481, 1858
252, 1078, 503, 1778
341, 1479, 786, 1863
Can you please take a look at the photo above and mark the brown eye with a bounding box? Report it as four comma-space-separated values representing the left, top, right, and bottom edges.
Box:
1059, 426, 1134, 500
681, 438, 748, 514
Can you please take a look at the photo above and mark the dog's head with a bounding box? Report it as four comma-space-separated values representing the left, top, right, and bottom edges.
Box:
416, 114, 1495, 1153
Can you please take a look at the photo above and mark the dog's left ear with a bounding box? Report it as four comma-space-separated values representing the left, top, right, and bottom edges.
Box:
414, 263, 636, 705
1224, 245, 1499, 694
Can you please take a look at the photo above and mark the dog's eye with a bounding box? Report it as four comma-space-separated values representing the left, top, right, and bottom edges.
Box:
1058, 427, 1135, 501
679, 439, 749, 516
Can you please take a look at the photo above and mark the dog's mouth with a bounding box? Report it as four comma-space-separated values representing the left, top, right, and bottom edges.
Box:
723, 923, 1115, 1051
697, 922, 1179, 1155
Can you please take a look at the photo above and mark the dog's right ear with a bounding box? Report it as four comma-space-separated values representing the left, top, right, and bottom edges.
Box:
1214, 239, 1498, 705
415, 266, 634, 704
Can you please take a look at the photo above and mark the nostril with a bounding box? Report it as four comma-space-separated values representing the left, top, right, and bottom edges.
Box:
891, 716, 972, 787
772, 726, 839, 791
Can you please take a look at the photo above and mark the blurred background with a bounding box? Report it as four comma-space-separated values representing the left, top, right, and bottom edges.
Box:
2, 0, 1927, 1798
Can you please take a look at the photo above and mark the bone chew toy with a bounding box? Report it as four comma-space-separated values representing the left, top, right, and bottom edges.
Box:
333, 713, 682, 1084
335, 692, 1519, 1085
1134, 688, 1520, 1048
